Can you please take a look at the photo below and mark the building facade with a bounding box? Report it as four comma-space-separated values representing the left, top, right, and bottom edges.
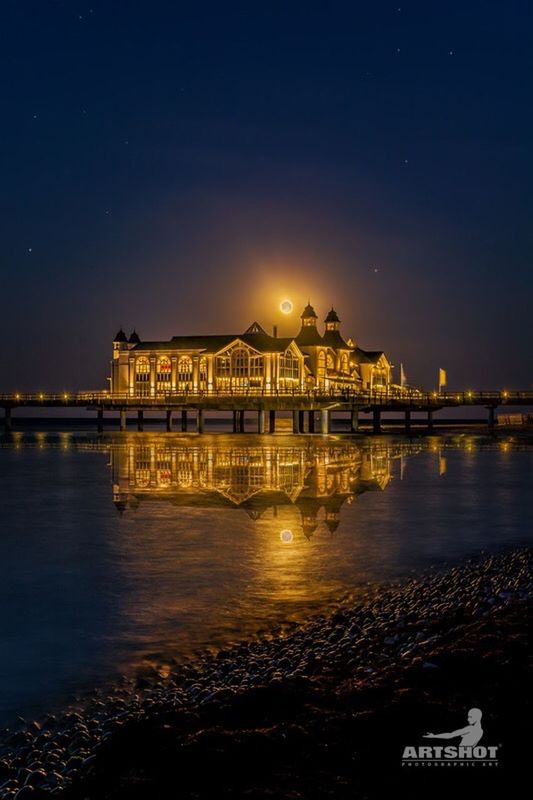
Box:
110, 304, 393, 395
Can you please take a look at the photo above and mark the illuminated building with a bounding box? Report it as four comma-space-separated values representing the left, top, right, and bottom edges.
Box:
110, 303, 392, 395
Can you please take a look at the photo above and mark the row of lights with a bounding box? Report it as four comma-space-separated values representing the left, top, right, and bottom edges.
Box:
11, 389, 512, 401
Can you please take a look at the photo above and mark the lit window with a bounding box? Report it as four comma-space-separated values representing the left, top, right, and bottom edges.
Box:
280, 351, 298, 380
178, 356, 193, 383
135, 357, 150, 395
156, 357, 171, 386
199, 357, 208, 384
232, 347, 249, 376
216, 355, 231, 376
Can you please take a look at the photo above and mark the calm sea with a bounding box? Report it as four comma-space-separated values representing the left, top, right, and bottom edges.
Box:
0, 429, 531, 726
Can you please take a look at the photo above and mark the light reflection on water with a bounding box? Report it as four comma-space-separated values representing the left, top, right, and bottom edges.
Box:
0, 432, 531, 724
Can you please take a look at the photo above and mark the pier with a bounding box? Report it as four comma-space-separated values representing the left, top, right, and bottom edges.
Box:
1, 389, 532, 433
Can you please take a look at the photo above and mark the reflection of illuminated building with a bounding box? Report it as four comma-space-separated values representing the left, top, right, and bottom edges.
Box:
111, 439, 422, 538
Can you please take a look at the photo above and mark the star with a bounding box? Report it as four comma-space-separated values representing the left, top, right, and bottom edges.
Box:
373, 267, 379, 273
33, 114, 38, 119
404, 159, 409, 164
396, 48, 401, 53
124, 139, 129, 145
449, 50, 454, 55
27, 247, 32, 253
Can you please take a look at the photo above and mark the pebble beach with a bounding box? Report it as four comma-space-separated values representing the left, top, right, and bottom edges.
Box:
1, 546, 530, 800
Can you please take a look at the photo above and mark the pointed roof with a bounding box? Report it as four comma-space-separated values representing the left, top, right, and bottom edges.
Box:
322, 329, 349, 349
300, 303, 318, 320
325, 307, 340, 323
128, 329, 141, 344
243, 321, 267, 335
295, 325, 323, 347
114, 328, 127, 342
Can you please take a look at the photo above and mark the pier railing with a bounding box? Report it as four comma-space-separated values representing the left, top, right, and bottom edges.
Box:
1, 389, 532, 406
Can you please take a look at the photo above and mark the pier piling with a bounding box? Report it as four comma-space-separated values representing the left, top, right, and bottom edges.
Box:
198, 408, 205, 434
308, 410, 315, 433
405, 409, 411, 433
321, 409, 329, 434
258, 409, 265, 434
269, 409, 276, 433
97, 408, 103, 433
137, 410, 144, 432
373, 408, 381, 434
166, 409, 172, 432
181, 410, 187, 432
292, 410, 300, 434
120, 409, 127, 432
350, 408, 359, 433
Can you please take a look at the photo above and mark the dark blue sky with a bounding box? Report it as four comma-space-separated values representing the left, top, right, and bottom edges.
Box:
1, 1, 531, 391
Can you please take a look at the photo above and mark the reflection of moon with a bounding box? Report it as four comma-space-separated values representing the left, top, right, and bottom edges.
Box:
280, 529, 293, 543
280, 300, 293, 314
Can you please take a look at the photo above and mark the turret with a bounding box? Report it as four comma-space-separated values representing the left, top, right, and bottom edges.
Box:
113, 328, 128, 358
295, 302, 323, 347
322, 307, 349, 350
300, 302, 318, 327
113, 328, 128, 344
324, 307, 340, 331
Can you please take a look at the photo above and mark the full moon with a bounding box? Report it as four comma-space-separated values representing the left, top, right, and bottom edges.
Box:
280, 299, 293, 314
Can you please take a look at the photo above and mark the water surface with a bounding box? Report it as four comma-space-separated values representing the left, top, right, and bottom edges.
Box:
0, 430, 531, 726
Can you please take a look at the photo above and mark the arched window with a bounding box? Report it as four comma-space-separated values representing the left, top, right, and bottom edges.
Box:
341, 353, 348, 373
156, 357, 171, 391
135, 357, 150, 396
326, 353, 335, 370
318, 351, 326, 373
136, 357, 150, 374
231, 347, 249, 376
216, 346, 263, 389
177, 356, 193, 386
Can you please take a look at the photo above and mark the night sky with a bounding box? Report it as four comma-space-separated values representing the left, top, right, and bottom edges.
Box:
1, 1, 532, 392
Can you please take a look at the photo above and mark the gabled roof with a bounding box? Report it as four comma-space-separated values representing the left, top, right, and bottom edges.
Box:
352, 346, 385, 364
132, 333, 299, 355
243, 321, 267, 335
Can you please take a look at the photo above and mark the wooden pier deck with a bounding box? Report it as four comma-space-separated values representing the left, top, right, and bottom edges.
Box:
1, 389, 532, 433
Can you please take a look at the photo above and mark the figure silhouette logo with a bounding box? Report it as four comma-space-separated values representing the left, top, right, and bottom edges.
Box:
424, 707, 483, 746
401, 707, 499, 767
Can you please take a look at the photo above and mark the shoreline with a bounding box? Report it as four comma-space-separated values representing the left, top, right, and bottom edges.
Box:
0, 547, 530, 799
